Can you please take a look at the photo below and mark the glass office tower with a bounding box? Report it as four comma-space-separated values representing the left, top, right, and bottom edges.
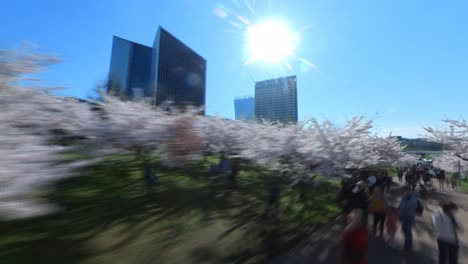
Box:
109, 27, 206, 113
234, 96, 255, 120
254, 75, 298, 123
151, 27, 206, 113
108, 36, 152, 99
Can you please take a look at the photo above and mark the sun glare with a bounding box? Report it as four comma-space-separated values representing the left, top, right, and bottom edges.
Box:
246, 20, 295, 63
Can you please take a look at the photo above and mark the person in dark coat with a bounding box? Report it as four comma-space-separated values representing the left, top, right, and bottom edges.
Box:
338, 178, 356, 216
348, 181, 370, 224
229, 159, 240, 184
398, 167, 404, 183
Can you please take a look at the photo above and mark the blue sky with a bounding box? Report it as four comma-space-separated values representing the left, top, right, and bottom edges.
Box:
2, 0, 468, 138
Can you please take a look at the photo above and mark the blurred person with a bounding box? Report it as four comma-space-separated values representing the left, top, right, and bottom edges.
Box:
433, 202, 462, 264
437, 169, 446, 189
369, 186, 388, 237
218, 153, 229, 183
451, 173, 459, 190
143, 162, 157, 194
403, 168, 409, 186
341, 209, 368, 264
398, 167, 404, 183
446, 174, 452, 188
267, 176, 281, 213
367, 174, 377, 195
386, 206, 398, 248
419, 181, 430, 199
338, 178, 355, 216
375, 174, 385, 191
382, 171, 392, 191
229, 159, 240, 184
349, 181, 370, 224
398, 186, 420, 251
407, 170, 418, 191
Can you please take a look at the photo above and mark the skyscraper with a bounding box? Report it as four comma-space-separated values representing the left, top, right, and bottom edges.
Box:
108, 36, 152, 99
108, 27, 206, 113
151, 27, 206, 113
234, 96, 255, 120
254, 75, 298, 123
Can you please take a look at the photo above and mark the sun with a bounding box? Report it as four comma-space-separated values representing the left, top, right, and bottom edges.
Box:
246, 20, 296, 63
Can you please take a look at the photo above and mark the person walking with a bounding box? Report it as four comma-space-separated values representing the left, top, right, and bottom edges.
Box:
398, 168, 404, 183
143, 162, 157, 195
438, 169, 446, 189
383, 171, 392, 191
403, 168, 408, 186
398, 187, 419, 252
433, 202, 462, 264
218, 154, 229, 184
386, 206, 398, 248
451, 173, 459, 190
369, 186, 388, 237
349, 181, 370, 224
367, 174, 377, 195
338, 178, 355, 217
341, 209, 368, 264
229, 159, 240, 185
267, 176, 281, 212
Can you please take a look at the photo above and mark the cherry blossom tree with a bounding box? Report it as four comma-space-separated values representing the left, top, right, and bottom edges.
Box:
1, 47, 413, 219
0, 48, 100, 219
90, 96, 204, 167
396, 153, 420, 167
198, 116, 408, 182
425, 119, 468, 161
432, 151, 466, 173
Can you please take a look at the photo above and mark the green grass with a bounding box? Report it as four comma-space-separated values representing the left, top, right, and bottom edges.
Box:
0, 156, 340, 264
460, 179, 468, 194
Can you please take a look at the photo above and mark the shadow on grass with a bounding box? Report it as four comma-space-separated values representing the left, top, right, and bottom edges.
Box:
0, 158, 340, 264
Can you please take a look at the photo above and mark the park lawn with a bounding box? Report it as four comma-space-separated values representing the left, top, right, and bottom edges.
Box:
460, 179, 468, 194
0, 156, 340, 264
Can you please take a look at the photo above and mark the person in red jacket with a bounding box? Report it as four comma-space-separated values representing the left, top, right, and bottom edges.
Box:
342, 209, 368, 264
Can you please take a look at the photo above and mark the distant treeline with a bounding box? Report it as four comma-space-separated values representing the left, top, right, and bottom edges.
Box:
394, 136, 443, 151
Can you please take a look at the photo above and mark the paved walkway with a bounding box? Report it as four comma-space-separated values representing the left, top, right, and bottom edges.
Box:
273, 182, 468, 264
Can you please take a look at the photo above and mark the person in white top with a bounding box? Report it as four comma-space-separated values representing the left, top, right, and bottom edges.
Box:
432, 202, 461, 264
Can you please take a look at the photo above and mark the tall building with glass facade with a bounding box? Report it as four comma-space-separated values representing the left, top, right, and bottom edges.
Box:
108, 36, 152, 99
234, 96, 255, 120
151, 27, 206, 113
255, 75, 298, 123
108, 27, 206, 113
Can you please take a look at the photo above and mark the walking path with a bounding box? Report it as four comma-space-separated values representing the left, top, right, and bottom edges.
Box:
272, 181, 468, 264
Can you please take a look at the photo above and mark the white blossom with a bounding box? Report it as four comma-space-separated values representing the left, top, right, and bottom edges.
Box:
0, 47, 413, 219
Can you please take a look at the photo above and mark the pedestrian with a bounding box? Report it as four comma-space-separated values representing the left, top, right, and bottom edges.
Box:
386, 206, 398, 248
349, 181, 370, 224
375, 174, 385, 191
398, 168, 403, 183
341, 209, 368, 264
438, 169, 446, 189
451, 173, 459, 190
398, 186, 419, 252
369, 186, 387, 237
229, 159, 240, 185
218, 153, 229, 183
267, 176, 281, 211
143, 162, 157, 194
433, 202, 462, 264
338, 178, 353, 214
383, 172, 392, 191
367, 174, 377, 195
446, 174, 451, 188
